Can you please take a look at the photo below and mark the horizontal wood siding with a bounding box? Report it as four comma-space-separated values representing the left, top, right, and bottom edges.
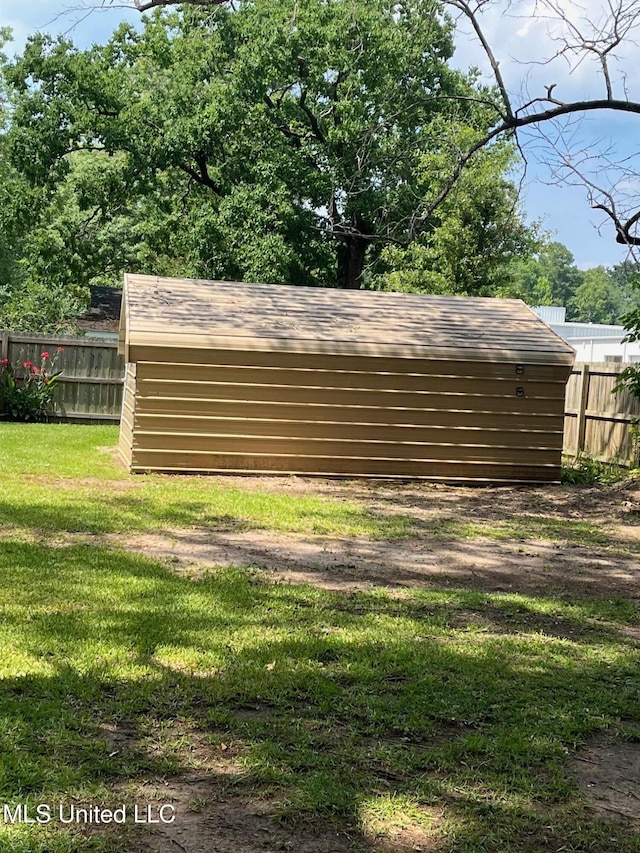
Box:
137, 370, 565, 399
129, 341, 573, 366
129, 451, 560, 482
133, 415, 563, 446
127, 355, 570, 481
135, 352, 573, 381
136, 380, 566, 413
136, 432, 561, 464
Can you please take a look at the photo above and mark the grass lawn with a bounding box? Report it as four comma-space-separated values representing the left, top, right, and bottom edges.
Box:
0, 423, 638, 852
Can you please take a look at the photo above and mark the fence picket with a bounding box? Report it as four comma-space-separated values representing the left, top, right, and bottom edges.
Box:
1, 330, 124, 423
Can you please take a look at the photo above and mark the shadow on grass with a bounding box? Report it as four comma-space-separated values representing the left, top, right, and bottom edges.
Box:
2, 482, 638, 557
0, 540, 639, 851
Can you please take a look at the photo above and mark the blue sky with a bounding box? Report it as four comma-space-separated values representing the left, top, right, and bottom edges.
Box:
1, 0, 638, 271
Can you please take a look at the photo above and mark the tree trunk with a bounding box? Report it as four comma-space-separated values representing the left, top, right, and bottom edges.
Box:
336, 232, 368, 290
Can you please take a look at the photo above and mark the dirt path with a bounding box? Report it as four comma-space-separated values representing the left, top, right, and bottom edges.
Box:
111, 477, 640, 600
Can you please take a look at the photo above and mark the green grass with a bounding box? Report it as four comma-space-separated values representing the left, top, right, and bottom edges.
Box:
0, 424, 410, 538
0, 545, 638, 851
0, 424, 631, 551
428, 517, 611, 546
0, 424, 639, 851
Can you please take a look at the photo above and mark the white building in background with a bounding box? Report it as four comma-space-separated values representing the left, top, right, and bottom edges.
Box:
530, 306, 640, 363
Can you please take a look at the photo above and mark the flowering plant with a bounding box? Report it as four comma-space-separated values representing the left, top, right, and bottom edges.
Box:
0, 349, 64, 422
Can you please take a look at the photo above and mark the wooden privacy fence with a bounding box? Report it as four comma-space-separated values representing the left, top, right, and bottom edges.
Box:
1, 331, 124, 422
564, 363, 640, 466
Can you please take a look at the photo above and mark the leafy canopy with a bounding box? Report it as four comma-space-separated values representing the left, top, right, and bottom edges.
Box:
1, 1, 537, 331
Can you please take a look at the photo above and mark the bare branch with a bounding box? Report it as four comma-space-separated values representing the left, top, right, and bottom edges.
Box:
106, 0, 225, 10
446, 0, 513, 121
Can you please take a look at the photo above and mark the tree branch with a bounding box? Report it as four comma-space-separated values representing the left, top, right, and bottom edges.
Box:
445, 0, 513, 121
177, 152, 221, 195
132, 0, 224, 10
298, 89, 326, 143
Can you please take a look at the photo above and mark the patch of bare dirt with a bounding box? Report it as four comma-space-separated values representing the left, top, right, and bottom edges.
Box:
91, 723, 361, 853
124, 780, 367, 853
361, 803, 442, 853
108, 527, 640, 601
85, 719, 443, 852
80, 476, 640, 601
571, 735, 640, 820
99, 722, 139, 757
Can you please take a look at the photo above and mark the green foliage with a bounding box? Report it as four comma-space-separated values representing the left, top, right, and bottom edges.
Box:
613, 365, 640, 414
0, 0, 536, 315
569, 266, 625, 324
509, 248, 640, 325
511, 241, 583, 307
607, 260, 640, 313
0, 351, 63, 422
375, 135, 538, 295
561, 453, 631, 485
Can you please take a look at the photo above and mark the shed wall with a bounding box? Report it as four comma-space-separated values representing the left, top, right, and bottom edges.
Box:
118, 363, 136, 468
123, 349, 570, 482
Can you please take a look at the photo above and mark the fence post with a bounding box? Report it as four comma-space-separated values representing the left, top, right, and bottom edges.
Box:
0, 331, 8, 362
576, 363, 590, 454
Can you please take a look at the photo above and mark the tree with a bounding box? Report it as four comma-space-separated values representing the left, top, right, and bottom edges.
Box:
3, 1, 535, 297
84, 0, 640, 251
568, 267, 625, 324
510, 242, 583, 308
373, 136, 536, 295
608, 261, 640, 313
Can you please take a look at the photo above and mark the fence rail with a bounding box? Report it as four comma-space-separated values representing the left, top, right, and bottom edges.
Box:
563, 363, 640, 465
1, 331, 124, 423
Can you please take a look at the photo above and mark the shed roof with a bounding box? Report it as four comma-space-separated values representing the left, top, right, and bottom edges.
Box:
121, 274, 575, 364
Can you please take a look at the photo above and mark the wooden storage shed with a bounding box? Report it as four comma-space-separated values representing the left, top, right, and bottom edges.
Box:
118, 274, 574, 482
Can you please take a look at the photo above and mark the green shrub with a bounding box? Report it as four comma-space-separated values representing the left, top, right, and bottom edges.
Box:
0, 349, 63, 422
561, 452, 631, 485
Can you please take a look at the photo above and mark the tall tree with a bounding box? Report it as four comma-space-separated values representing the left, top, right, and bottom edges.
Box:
511, 242, 584, 308
608, 261, 640, 313
84, 0, 640, 252
3, 1, 534, 297
568, 267, 625, 324
373, 136, 536, 295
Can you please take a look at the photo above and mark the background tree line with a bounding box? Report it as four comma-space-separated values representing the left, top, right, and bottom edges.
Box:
0, 2, 637, 333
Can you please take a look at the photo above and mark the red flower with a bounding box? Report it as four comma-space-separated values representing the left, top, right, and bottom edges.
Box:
23, 361, 32, 368
0, 358, 8, 366
40, 351, 50, 359
31, 366, 40, 374
56, 347, 64, 353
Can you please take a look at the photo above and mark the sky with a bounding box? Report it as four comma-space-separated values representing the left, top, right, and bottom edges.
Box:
1, 0, 639, 271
